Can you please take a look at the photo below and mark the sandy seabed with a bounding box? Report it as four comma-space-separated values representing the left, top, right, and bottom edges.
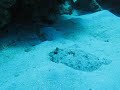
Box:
0, 10, 120, 90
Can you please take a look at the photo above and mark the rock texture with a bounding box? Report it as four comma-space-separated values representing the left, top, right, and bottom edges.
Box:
0, 0, 16, 29
12, 0, 74, 24
75, 0, 102, 12
98, 0, 120, 16
0, 0, 102, 30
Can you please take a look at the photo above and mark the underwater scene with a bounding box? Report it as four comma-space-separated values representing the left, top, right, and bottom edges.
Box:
0, 0, 120, 90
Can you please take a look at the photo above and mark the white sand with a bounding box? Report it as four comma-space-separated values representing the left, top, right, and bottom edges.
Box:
0, 10, 120, 90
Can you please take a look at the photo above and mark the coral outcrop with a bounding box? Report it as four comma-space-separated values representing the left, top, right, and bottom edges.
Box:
0, 0, 16, 29
0, 0, 102, 30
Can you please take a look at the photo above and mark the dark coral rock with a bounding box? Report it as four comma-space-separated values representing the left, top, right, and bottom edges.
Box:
74, 0, 102, 12
0, 0, 16, 29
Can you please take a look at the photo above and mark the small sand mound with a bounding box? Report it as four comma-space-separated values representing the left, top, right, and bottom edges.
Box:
49, 45, 112, 72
